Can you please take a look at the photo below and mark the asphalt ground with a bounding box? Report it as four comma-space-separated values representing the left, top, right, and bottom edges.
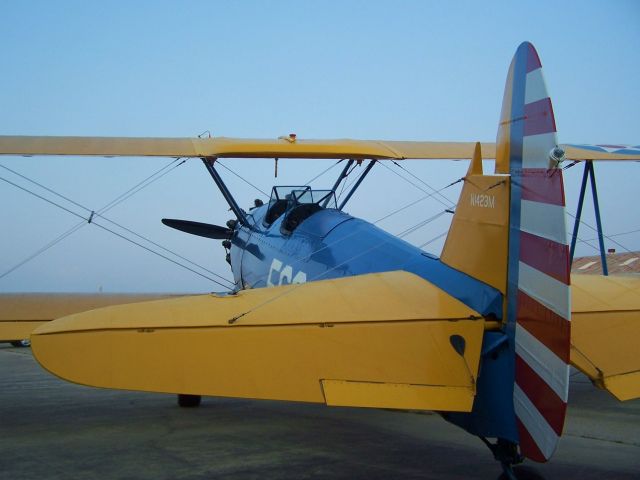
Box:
1, 344, 638, 480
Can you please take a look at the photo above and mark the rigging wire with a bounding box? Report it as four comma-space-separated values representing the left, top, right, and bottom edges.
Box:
0, 158, 193, 281
379, 161, 456, 209
0, 221, 86, 281
577, 227, 640, 243
0, 165, 235, 289
389, 160, 457, 208
87, 220, 232, 288
216, 161, 270, 198
304, 159, 342, 186
566, 211, 635, 256
0, 163, 92, 215
395, 211, 448, 238
374, 177, 461, 225
336, 162, 359, 201
419, 231, 449, 249
97, 159, 185, 215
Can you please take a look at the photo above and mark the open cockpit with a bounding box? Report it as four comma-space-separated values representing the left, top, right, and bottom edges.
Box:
263, 186, 337, 234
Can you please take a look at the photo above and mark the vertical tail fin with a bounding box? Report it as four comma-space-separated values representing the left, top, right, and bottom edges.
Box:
441, 42, 570, 463
499, 42, 571, 462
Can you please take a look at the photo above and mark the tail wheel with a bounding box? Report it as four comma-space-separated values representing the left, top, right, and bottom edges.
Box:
177, 394, 201, 408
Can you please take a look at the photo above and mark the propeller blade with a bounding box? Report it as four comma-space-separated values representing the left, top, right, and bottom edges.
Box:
162, 219, 233, 240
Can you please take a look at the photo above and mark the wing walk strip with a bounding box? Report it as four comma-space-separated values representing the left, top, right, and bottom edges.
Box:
514, 57, 570, 462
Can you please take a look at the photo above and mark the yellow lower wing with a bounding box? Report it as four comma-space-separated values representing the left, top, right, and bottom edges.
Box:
0, 293, 178, 341
32, 271, 485, 412
571, 275, 640, 401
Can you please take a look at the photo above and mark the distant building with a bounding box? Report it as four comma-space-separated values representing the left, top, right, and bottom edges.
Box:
572, 251, 640, 275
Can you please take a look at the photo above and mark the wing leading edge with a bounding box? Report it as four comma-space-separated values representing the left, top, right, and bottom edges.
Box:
32, 271, 485, 412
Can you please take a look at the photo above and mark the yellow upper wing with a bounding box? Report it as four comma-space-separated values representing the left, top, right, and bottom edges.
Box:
571, 275, 640, 401
1, 135, 638, 160
32, 271, 486, 412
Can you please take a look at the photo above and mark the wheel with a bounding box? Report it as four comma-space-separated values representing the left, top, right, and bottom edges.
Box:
498, 465, 546, 480
177, 394, 201, 408
10, 339, 31, 348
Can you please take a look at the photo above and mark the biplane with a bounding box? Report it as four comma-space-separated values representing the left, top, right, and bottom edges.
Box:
1, 42, 639, 478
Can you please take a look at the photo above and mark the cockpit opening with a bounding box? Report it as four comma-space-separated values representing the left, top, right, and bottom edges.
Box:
263, 186, 337, 234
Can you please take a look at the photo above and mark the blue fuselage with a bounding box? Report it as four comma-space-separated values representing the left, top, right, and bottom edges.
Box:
231, 205, 502, 319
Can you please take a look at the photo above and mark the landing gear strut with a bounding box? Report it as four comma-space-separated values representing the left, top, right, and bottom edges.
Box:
177, 394, 201, 408
480, 437, 524, 480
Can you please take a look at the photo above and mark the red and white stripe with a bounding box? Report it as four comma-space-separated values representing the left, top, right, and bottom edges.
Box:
513, 49, 571, 462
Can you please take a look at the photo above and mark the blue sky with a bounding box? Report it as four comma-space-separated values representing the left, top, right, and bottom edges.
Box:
0, 1, 638, 292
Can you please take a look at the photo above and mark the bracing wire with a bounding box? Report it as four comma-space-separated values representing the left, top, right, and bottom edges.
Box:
0, 164, 235, 289
576, 227, 640, 243
374, 178, 461, 225
336, 162, 359, 201
98, 159, 185, 215
0, 221, 86, 281
566, 211, 635, 256
379, 161, 456, 209
389, 160, 457, 208
216, 161, 270, 198
304, 160, 342, 186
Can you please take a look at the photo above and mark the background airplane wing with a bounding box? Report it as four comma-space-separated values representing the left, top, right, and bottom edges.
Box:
2, 135, 638, 161
571, 275, 640, 401
562, 144, 640, 161
32, 271, 486, 412
0, 293, 182, 341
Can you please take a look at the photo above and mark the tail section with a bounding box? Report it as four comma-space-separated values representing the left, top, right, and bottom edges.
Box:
500, 42, 571, 462
442, 42, 571, 463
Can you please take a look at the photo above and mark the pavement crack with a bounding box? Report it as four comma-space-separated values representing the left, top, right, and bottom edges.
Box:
566, 433, 640, 447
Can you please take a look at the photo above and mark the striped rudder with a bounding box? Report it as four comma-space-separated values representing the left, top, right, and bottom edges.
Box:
497, 42, 571, 462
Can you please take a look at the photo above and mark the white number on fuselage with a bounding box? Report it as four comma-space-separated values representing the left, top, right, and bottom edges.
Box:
266, 258, 307, 286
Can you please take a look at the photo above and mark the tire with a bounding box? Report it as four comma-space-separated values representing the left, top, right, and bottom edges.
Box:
177, 394, 202, 408
10, 339, 31, 348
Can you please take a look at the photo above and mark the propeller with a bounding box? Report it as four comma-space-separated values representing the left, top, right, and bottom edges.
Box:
161, 218, 233, 240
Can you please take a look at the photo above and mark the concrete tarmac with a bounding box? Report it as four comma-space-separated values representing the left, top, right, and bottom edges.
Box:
1, 344, 638, 480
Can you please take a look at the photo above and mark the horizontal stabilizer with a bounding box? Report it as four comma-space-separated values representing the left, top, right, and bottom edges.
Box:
32, 271, 484, 411
571, 275, 640, 401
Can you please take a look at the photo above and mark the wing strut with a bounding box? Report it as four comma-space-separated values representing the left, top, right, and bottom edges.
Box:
201, 158, 249, 226
324, 159, 355, 207
569, 160, 608, 275
338, 159, 377, 210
